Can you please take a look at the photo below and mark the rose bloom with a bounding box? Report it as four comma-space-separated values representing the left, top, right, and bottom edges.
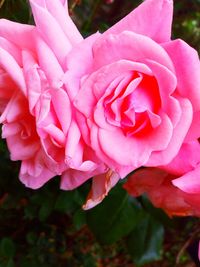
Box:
0, 0, 106, 192
1, 0, 200, 210
64, 0, 200, 190
124, 140, 200, 217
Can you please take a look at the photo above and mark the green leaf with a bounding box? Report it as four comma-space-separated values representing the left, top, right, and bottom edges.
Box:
39, 198, 55, 222
141, 195, 173, 227
86, 184, 142, 244
0, 0, 30, 23
26, 232, 37, 245
0, 238, 15, 259
24, 204, 38, 220
6, 259, 15, 267
54, 191, 78, 213
127, 213, 164, 266
73, 209, 86, 230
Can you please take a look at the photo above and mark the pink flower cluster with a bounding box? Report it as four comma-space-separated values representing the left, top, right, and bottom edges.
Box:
1, 0, 200, 213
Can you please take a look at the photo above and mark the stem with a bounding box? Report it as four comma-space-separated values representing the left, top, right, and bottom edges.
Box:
0, 0, 6, 9
82, 0, 102, 33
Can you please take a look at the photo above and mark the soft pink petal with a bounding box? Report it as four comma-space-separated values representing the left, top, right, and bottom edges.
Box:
51, 88, 71, 135
142, 60, 183, 127
43, 124, 66, 146
147, 97, 193, 166
59, 0, 68, 8
33, 35, 64, 82
61, 160, 106, 190
35, 92, 51, 126
0, 19, 35, 51
1, 122, 21, 137
161, 141, 200, 176
60, 168, 92, 190
19, 150, 56, 189
0, 72, 16, 105
0, 37, 22, 65
40, 137, 66, 174
103, 0, 173, 43
185, 111, 200, 142
64, 33, 101, 100
66, 32, 101, 76
29, 0, 82, 44
22, 51, 43, 114
144, 59, 176, 105
30, 0, 72, 67
0, 92, 26, 123
163, 39, 200, 112
41, 0, 83, 44
75, 60, 152, 119
98, 113, 173, 176
65, 120, 81, 162
0, 47, 26, 95
6, 133, 39, 161
93, 31, 174, 71
172, 165, 200, 194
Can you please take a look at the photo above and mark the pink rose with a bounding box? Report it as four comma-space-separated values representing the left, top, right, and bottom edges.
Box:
165, 141, 200, 195
64, 0, 200, 181
124, 140, 200, 217
0, 0, 106, 190
123, 167, 200, 217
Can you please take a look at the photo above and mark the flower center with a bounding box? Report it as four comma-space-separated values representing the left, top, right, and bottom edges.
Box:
103, 71, 161, 136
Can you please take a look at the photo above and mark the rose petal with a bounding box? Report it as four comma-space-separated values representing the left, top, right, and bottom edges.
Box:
103, 0, 173, 43
97, 113, 173, 176
0, 37, 22, 65
19, 150, 56, 189
0, 19, 35, 51
161, 141, 200, 176
30, 0, 72, 67
93, 31, 174, 71
163, 39, 200, 112
0, 47, 26, 95
147, 97, 193, 166
43, 0, 83, 45
172, 164, 200, 194
33, 35, 64, 82
83, 170, 120, 210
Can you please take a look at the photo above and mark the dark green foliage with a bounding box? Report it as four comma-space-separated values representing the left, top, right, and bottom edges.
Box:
0, 238, 16, 259
0, 0, 32, 23
173, 0, 200, 52
86, 184, 142, 244
127, 213, 164, 266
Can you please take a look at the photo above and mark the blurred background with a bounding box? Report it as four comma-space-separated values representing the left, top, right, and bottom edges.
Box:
0, 0, 200, 266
